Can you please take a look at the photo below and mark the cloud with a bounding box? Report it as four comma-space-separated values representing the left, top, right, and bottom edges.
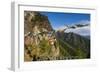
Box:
54, 26, 66, 30
76, 20, 90, 25
65, 20, 90, 36
55, 20, 90, 36
65, 26, 90, 36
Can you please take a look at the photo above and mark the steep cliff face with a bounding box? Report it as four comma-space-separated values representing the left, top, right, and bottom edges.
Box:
24, 11, 59, 61
24, 11, 53, 34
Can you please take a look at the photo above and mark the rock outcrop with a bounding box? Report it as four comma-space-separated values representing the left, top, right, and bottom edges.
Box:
24, 11, 59, 61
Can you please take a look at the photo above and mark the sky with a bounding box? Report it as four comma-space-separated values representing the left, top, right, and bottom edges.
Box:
40, 12, 90, 36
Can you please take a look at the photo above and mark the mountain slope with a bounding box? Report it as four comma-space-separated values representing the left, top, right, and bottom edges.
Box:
56, 32, 90, 59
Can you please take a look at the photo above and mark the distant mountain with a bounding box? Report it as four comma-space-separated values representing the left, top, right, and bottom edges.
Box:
64, 32, 90, 50
56, 32, 90, 58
